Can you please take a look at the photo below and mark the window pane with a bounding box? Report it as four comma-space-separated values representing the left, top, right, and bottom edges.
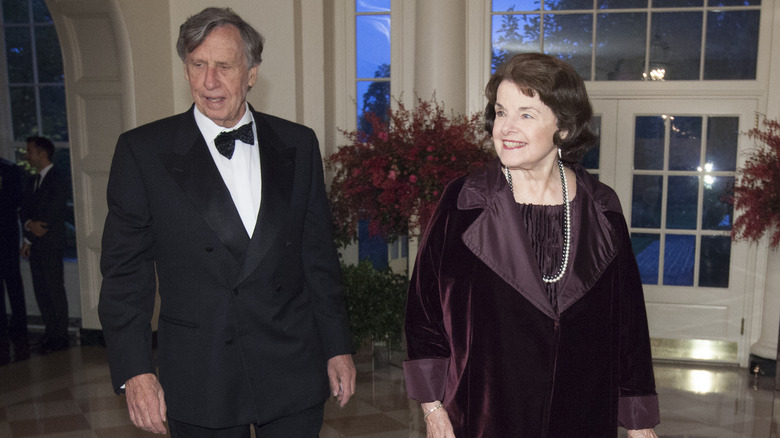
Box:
581, 116, 600, 169
704, 11, 759, 80
702, 176, 733, 231
709, 0, 760, 5
596, 12, 646, 81
634, 116, 664, 170
40, 85, 68, 141
598, 0, 647, 7
654, 0, 703, 6
5, 26, 34, 83
699, 236, 731, 288
666, 175, 698, 230
492, 14, 540, 72
632, 233, 659, 285
2, 0, 29, 23
36, 25, 64, 82
669, 116, 701, 171
356, 0, 390, 13
632, 175, 663, 228
544, 13, 592, 80
706, 117, 738, 172
546, 0, 593, 10
32, 0, 52, 23
650, 12, 702, 80
357, 80, 390, 135
493, 0, 539, 11
664, 234, 695, 286
356, 15, 390, 79
9, 86, 38, 140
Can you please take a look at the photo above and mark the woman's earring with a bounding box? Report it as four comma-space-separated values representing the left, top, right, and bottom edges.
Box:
558, 147, 562, 159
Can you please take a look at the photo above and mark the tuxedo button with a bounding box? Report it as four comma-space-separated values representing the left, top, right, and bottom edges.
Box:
225, 338, 233, 345
232, 288, 239, 296
204, 246, 214, 252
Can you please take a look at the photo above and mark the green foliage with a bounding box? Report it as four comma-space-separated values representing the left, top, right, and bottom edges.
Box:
341, 261, 409, 350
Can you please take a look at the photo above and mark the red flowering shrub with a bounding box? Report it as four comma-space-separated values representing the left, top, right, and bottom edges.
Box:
732, 118, 780, 249
326, 97, 494, 246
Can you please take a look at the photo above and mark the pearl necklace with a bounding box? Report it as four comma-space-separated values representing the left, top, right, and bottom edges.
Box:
504, 159, 571, 283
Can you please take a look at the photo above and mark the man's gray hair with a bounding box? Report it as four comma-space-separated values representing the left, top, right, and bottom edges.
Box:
176, 7, 264, 68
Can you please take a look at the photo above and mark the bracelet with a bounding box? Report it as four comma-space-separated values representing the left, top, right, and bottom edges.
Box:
423, 403, 444, 419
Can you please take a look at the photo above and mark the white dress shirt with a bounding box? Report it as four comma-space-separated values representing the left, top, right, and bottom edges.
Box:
193, 103, 262, 237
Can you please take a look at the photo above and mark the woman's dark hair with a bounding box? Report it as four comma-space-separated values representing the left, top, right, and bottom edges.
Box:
176, 7, 264, 69
484, 53, 597, 163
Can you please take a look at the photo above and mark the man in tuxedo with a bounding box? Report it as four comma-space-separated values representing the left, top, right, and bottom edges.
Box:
0, 158, 29, 363
20, 137, 69, 353
98, 7, 356, 437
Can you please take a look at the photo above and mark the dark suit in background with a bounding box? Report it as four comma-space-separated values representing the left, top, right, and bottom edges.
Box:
20, 160, 69, 351
0, 159, 29, 362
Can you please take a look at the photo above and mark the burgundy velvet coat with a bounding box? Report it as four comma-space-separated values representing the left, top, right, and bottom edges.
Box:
404, 159, 659, 437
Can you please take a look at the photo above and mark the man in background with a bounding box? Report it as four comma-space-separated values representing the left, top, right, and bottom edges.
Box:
0, 157, 29, 363
20, 136, 69, 353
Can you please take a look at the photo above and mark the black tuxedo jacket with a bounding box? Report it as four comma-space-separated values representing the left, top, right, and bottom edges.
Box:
0, 160, 23, 265
98, 106, 353, 428
20, 164, 68, 265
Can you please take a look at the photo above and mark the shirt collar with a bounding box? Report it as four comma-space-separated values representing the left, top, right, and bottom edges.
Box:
192, 102, 254, 146
38, 163, 54, 180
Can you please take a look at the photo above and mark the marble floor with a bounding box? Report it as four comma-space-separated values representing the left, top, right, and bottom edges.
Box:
1, 340, 779, 437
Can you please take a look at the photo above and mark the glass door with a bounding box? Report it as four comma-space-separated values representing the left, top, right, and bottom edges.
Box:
608, 99, 759, 366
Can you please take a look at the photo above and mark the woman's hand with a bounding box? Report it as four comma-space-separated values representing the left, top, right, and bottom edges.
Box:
627, 429, 659, 438
422, 401, 455, 438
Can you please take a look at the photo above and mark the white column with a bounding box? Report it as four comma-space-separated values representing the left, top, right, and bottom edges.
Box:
413, 0, 467, 114
748, 2, 780, 361
751, 250, 780, 359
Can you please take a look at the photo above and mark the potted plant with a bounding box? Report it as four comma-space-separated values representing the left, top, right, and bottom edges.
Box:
732, 117, 780, 249
341, 261, 408, 361
325, 96, 494, 246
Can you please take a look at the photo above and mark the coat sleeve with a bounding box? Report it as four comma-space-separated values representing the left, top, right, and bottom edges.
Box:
21, 167, 68, 245
403, 182, 461, 402
613, 211, 661, 430
98, 134, 158, 393
300, 135, 354, 359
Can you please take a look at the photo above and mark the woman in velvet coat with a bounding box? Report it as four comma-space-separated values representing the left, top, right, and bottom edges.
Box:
403, 53, 660, 437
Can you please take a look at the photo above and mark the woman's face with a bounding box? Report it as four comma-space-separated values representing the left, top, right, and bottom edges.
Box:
492, 80, 561, 171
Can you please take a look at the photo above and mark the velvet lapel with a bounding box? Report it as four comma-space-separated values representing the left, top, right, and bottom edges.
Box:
458, 160, 556, 319
457, 161, 622, 319
158, 108, 249, 264
235, 112, 295, 285
557, 166, 620, 314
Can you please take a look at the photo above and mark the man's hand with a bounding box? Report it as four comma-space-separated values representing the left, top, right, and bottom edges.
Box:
327, 354, 356, 407
19, 242, 30, 258
27, 220, 49, 237
125, 373, 167, 434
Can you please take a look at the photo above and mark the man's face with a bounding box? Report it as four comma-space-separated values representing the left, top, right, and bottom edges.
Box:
25, 143, 45, 169
184, 25, 258, 128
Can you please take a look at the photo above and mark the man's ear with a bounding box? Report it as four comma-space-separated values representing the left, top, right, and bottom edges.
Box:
248, 65, 259, 89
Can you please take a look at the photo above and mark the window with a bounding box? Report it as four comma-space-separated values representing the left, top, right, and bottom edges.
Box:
490, 0, 760, 81
2, 0, 68, 141
629, 114, 736, 287
355, 0, 391, 133
2, 0, 75, 259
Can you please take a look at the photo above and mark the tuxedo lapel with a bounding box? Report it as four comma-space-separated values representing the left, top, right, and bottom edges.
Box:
236, 113, 295, 284
158, 109, 250, 264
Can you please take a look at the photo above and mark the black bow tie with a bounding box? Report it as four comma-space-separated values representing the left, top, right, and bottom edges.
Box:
214, 122, 254, 159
